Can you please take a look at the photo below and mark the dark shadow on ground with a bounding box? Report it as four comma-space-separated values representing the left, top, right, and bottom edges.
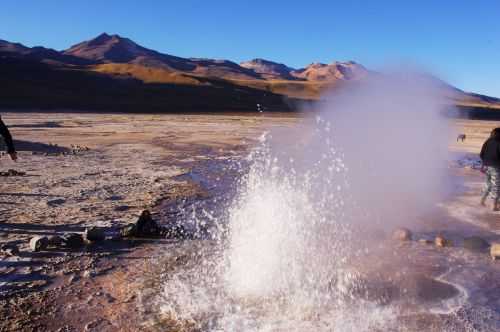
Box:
9, 121, 63, 129
0, 201, 19, 205
0, 193, 59, 198
0, 222, 85, 236
0, 139, 70, 153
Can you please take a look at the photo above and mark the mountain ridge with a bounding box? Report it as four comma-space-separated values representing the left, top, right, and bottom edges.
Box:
1, 33, 499, 112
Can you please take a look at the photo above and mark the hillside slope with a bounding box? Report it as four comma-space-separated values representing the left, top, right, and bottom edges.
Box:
1, 33, 499, 112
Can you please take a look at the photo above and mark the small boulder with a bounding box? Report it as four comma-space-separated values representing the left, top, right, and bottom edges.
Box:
435, 235, 452, 247
490, 243, 500, 260
463, 236, 490, 252
120, 210, 164, 238
47, 198, 66, 207
136, 210, 162, 237
30, 236, 49, 252
392, 228, 412, 241
61, 233, 84, 248
85, 227, 105, 242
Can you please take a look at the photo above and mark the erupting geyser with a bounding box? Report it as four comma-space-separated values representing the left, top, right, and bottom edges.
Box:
155, 71, 456, 331
226, 71, 453, 297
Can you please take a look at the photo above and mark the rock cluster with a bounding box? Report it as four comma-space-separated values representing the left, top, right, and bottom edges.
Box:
26, 210, 187, 253
0, 169, 26, 176
85, 227, 105, 242
70, 144, 91, 154
391, 228, 499, 261
31, 143, 91, 156
62, 233, 85, 248
29, 233, 86, 251
120, 210, 187, 239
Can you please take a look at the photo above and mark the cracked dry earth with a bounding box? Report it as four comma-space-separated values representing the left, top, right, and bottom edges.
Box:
0, 112, 297, 331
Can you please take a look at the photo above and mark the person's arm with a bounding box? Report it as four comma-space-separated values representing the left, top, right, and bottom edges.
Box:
0, 117, 17, 160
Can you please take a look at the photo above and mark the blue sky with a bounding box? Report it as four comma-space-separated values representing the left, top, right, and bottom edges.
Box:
1, 1, 499, 96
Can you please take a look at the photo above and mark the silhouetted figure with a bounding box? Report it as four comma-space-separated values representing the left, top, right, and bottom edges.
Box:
480, 128, 500, 210
0, 116, 16, 161
457, 134, 466, 142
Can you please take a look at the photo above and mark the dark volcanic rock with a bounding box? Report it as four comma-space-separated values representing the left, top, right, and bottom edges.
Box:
135, 210, 161, 236
47, 235, 63, 247
463, 236, 490, 252
85, 227, 105, 242
61, 233, 84, 248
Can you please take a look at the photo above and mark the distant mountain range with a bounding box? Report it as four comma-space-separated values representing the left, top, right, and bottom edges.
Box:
0, 33, 499, 113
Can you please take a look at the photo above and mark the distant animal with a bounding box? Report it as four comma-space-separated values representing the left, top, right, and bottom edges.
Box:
457, 134, 466, 142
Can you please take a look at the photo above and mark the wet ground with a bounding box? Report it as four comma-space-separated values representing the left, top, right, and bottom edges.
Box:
138, 159, 500, 332
0, 113, 499, 331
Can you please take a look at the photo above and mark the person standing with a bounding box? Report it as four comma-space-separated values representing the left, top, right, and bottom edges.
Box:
480, 127, 500, 211
0, 116, 17, 161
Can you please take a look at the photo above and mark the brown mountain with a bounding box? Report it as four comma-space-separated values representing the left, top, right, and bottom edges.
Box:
64, 33, 191, 70
63, 33, 369, 83
291, 61, 368, 82
240, 58, 297, 80
0, 39, 95, 65
1, 33, 499, 113
64, 33, 259, 80
0, 55, 293, 112
0, 39, 29, 53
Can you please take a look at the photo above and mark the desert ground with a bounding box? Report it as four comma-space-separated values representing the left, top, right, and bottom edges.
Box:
0, 112, 298, 331
0, 112, 499, 331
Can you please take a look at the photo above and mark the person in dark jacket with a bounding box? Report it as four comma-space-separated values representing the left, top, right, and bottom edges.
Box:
479, 127, 500, 210
0, 116, 17, 161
